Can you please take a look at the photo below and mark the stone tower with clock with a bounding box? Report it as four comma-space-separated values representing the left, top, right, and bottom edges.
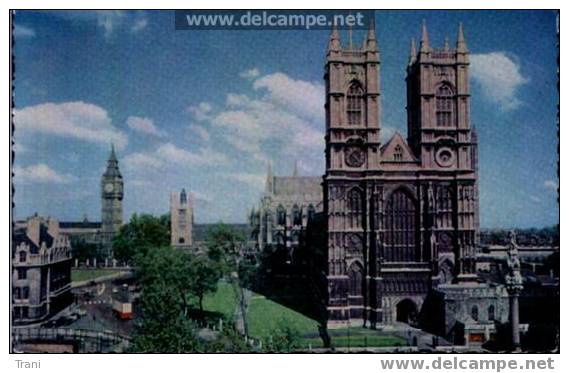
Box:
322, 21, 479, 328
101, 145, 123, 258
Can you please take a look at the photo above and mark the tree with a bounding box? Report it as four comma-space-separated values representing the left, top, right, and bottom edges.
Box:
70, 238, 100, 262
264, 320, 302, 352
113, 213, 170, 264
205, 224, 256, 337
130, 245, 199, 352
188, 255, 221, 315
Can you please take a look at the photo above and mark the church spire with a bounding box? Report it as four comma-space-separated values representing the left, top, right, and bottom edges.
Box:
265, 161, 274, 194
408, 37, 417, 65
420, 19, 430, 53
109, 143, 117, 163
365, 18, 378, 52
104, 143, 121, 177
180, 188, 187, 204
292, 160, 299, 177
444, 37, 450, 52
328, 23, 341, 53
457, 22, 468, 53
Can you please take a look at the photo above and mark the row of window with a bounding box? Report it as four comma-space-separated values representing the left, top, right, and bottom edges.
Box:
17, 268, 27, 280
17, 250, 70, 263
471, 304, 495, 322
13, 306, 29, 319
343, 82, 456, 128
275, 205, 316, 226
14, 286, 30, 300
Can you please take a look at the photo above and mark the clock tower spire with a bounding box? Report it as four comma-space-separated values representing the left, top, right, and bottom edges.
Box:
101, 143, 124, 258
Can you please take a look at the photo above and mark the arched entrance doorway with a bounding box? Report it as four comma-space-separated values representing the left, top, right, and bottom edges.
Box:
348, 262, 363, 297
396, 299, 418, 324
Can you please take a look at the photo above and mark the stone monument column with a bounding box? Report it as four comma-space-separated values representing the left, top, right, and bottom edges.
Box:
505, 230, 523, 351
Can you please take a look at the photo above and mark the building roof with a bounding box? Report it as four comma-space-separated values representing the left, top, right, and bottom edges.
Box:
12, 224, 54, 255
272, 176, 322, 197
59, 221, 101, 229
380, 131, 418, 162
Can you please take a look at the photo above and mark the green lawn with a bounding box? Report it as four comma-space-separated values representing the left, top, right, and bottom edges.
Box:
202, 281, 236, 318
248, 293, 320, 340
201, 282, 406, 348
71, 269, 120, 283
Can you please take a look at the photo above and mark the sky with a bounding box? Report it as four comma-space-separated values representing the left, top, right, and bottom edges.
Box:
12, 10, 559, 228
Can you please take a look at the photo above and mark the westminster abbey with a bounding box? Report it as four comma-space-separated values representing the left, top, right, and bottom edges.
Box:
322, 20, 479, 327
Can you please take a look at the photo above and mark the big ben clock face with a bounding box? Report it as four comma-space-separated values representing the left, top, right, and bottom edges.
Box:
345, 147, 365, 168
104, 183, 114, 193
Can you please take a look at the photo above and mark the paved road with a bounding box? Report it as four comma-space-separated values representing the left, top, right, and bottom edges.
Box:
69, 279, 136, 336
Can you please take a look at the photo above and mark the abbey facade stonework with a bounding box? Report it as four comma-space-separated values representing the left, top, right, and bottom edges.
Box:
323, 21, 479, 328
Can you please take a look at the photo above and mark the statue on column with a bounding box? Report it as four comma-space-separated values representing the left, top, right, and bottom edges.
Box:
505, 230, 523, 351
505, 230, 523, 288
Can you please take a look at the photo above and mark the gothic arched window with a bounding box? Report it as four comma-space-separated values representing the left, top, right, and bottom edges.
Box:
19, 251, 26, 263
436, 85, 454, 127
385, 189, 417, 262
347, 188, 363, 229
488, 305, 495, 321
471, 305, 479, 321
277, 205, 286, 226
394, 145, 403, 161
348, 262, 363, 296
307, 204, 316, 223
347, 82, 364, 125
437, 186, 453, 228
292, 205, 302, 226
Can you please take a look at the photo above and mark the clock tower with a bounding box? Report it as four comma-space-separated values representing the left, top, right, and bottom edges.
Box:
101, 144, 123, 257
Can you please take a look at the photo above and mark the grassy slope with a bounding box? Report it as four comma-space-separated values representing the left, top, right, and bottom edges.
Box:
71, 269, 120, 283
201, 282, 406, 348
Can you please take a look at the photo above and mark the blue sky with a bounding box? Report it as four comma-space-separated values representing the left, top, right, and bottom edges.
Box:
12, 10, 558, 228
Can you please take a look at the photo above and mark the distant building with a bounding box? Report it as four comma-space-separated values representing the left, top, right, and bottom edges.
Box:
170, 189, 194, 248
101, 145, 124, 257
251, 162, 323, 262
12, 215, 73, 325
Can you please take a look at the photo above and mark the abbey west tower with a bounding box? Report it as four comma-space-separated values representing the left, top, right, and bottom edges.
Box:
323, 21, 479, 328
101, 145, 124, 257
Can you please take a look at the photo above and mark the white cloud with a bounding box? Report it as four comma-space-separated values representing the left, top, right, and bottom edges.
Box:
124, 142, 230, 173
156, 142, 229, 166
226, 93, 251, 108
14, 163, 76, 184
123, 152, 163, 169
94, 10, 126, 38
127, 116, 166, 137
189, 124, 211, 142
544, 179, 558, 190
224, 172, 266, 190
14, 101, 128, 149
13, 25, 35, 38
131, 18, 148, 33
470, 52, 528, 111
186, 72, 325, 170
253, 72, 324, 122
187, 102, 213, 122
239, 68, 260, 79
